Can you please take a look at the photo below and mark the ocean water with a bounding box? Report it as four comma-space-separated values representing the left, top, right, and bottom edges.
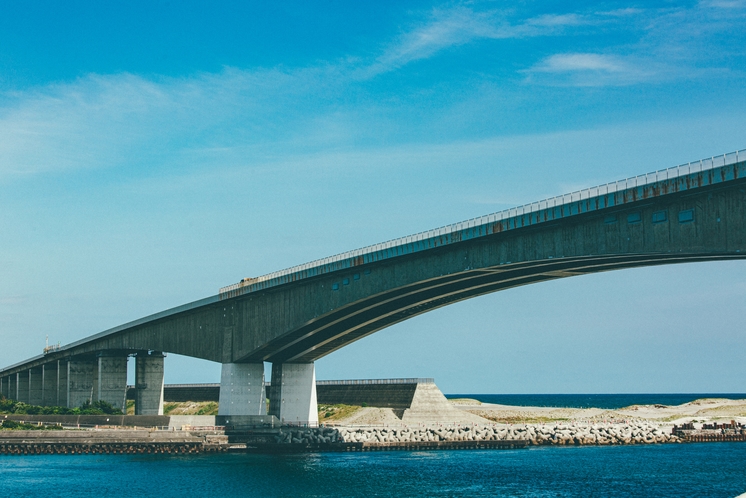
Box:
445, 393, 746, 409
2, 443, 746, 497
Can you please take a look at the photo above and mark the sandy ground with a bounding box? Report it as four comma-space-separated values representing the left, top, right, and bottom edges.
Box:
456, 398, 746, 425
331, 398, 746, 426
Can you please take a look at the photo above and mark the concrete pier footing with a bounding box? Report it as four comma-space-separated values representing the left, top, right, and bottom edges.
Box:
135, 352, 165, 415
218, 363, 266, 416
67, 360, 96, 409
97, 354, 128, 413
269, 363, 318, 425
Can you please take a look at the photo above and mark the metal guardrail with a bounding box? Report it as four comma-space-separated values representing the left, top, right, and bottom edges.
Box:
315, 378, 434, 386
220, 150, 745, 299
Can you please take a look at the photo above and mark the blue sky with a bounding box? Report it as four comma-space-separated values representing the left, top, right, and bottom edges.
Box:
1, 1, 745, 393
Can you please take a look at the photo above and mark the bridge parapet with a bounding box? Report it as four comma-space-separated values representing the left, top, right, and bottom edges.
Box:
220, 150, 745, 299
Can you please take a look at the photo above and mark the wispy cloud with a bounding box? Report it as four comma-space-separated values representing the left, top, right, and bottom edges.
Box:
525, 53, 660, 86
362, 7, 602, 77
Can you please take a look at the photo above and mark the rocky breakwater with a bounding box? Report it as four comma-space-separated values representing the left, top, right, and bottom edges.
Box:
271, 422, 680, 448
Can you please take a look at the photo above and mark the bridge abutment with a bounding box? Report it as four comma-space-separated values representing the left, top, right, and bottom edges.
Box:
97, 353, 128, 413
67, 359, 95, 408
135, 352, 165, 415
218, 363, 266, 416
269, 363, 318, 425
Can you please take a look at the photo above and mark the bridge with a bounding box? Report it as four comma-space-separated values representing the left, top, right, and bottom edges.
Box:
2, 150, 745, 424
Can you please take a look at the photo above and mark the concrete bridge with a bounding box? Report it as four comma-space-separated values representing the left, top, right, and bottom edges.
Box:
2, 150, 745, 424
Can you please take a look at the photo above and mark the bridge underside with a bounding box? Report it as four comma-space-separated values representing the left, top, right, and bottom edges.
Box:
242, 252, 746, 363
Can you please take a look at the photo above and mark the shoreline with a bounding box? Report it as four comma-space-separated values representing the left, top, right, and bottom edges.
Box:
2, 397, 745, 455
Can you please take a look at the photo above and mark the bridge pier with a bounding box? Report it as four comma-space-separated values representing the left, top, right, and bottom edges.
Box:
97, 353, 128, 413
42, 362, 58, 406
218, 363, 266, 416
57, 360, 68, 407
67, 359, 96, 408
0, 375, 7, 399
135, 352, 165, 415
9, 374, 17, 401
269, 363, 318, 425
17, 371, 29, 403
28, 367, 43, 405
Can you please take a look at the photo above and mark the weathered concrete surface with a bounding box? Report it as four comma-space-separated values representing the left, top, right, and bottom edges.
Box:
135, 353, 164, 415
97, 354, 128, 413
217, 363, 265, 416
28, 367, 43, 406
317, 383, 418, 410
269, 363, 318, 425
401, 383, 487, 424
67, 359, 95, 408
42, 363, 58, 407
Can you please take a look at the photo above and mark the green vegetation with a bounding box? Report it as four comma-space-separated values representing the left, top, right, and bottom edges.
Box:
449, 398, 482, 406
0, 419, 63, 431
318, 403, 361, 422
161, 401, 219, 415
0, 396, 123, 415
473, 412, 570, 424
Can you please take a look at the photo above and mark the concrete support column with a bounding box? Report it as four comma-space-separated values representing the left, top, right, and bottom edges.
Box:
42, 363, 58, 406
0, 376, 7, 399
135, 352, 165, 415
57, 360, 68, 408
17, 371, 29, 404
269, 363, 318, 426
67, 359, 96, 409
97, 353, 128, 413
28, 367, 43, 406
9, 374, 18, 401
218, 363, 266, 416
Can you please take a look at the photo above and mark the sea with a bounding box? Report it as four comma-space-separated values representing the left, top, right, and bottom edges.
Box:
1, 393, 745, 497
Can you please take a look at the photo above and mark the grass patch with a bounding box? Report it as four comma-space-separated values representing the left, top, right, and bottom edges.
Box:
1, 420, 63, 430
471, 412, 570, 424
318, 404, 361, 422
449, 398, 482, 405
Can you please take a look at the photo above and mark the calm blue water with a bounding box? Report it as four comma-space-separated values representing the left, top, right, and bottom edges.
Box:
2, 444, 746, 497
445, 393, 746, 409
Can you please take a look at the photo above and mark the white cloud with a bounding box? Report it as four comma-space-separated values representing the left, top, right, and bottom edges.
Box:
525, 52, 661, 86
534, 53, 625, 73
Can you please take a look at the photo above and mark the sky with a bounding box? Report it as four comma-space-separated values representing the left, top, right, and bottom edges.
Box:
1, 0, 746, 394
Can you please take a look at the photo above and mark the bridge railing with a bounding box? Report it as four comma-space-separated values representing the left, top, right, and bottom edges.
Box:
316, 378, 434, 386
220, 149, 745, 298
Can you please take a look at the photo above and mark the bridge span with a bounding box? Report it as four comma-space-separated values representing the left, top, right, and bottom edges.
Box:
2, 150, 745, 424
